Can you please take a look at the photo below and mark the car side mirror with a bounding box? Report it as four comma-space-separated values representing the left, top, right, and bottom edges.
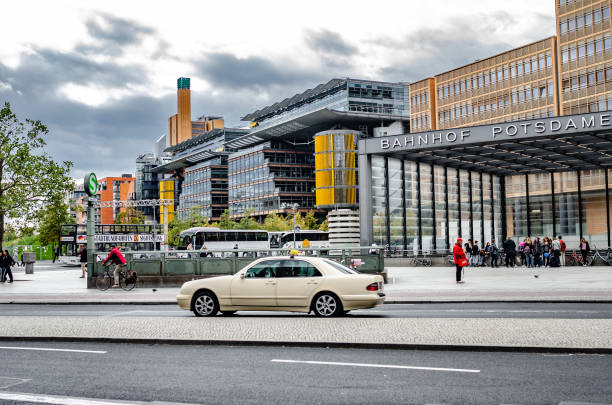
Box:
240, 273, 245, 279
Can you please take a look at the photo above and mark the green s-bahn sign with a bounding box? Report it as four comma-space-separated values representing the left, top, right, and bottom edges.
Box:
84, 172, 98, 197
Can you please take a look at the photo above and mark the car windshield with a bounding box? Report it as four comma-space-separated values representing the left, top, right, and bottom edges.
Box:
322, 259, 359, 274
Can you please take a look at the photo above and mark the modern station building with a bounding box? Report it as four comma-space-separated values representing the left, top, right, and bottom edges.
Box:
360, 0, 612, 252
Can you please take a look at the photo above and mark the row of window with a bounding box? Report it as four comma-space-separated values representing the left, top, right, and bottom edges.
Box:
182, 180, 227, 197
179, 194, 227, 208
561, 34, 611, 64
562, 65, 612, 92
437, 81, 554, 124
411, 91, 429, 108
229, 195, 315, 215
347, 84, 405, 100
564, 95, 612, 115
412, 114, 430, 131
557, 0, 581, 7
437, 53, 553, 100
229, 180, 315, 202
348, 102, 403, 115
228, 150, 314, 174
559, 4, 610, 35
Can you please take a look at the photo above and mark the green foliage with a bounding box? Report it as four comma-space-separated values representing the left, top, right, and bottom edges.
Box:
237, 209, 261, 230
114, 207, 146, 225
0, 102, 73, 249
217, 209, 237, 229
262, 213, 291, 231
37, 198, 74, 246
318, 217, 328, 232
167, 208, 210, 246
295, 211, 319, 230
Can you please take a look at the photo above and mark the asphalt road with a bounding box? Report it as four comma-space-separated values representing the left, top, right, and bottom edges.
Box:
1, 302, 612, 319
0, 341, 610, 404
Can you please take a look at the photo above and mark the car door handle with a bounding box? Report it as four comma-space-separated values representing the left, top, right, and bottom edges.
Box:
265, 281, 276, 285
306, 281, 319, 285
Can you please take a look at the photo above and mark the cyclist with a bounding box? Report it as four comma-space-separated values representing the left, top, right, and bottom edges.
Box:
102, 244, 127, 288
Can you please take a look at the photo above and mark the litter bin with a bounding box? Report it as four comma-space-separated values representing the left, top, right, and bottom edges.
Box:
23, 252, 36, 274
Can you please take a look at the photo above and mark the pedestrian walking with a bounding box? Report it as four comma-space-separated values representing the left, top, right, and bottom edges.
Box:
79, 245, 87, 278
19, 251, 24, 267
233, 243, 239, 257
1, 250, 15, 283
453, 238, 468, 284
503, 237, 516, 267
559, 235, 566, 266
52, 245, 59, 263
579, 237, 590, 266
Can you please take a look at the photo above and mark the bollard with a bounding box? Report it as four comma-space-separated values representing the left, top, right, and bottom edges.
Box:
23, 252, 36, 274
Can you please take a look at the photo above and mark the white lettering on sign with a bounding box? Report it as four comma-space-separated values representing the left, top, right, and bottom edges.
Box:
374, 113, 609, 152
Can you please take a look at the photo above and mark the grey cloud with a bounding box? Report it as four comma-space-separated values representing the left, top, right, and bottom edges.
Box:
196, 52, 327, 91
75, 13, 155, 57
305, 29, 358, 57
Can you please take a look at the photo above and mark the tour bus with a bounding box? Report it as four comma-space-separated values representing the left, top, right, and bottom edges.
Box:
275, 230, 329, 249
58, 224, 163, 265
178, 227, 270, 255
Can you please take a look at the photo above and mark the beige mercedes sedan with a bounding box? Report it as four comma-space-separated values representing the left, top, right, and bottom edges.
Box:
176, 256, 385, 317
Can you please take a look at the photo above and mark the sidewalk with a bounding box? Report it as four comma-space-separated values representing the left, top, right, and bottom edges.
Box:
0, 261, 611, 304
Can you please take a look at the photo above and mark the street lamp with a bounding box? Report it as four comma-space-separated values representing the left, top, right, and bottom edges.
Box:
280, 202, 300, 247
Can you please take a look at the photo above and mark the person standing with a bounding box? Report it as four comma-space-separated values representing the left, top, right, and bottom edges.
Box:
1, 250, 15, 283
552, 236, 561, 267
523, 238, 533, 268
533, 237, 542, 267
102, 244, 127, 288
453, 238, 467, 284
52, 245, 59, 263
79, 245, 87, 278
464, 239, 472, 267
503, 237, 516, 268
559, 235, 566, 266
542, 237, 551, 267
471, 241, 480, 267
579, 238, 591, 266
489, 239, 499, 268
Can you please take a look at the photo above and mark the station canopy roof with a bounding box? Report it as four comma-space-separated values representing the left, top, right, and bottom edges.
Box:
359, 111, 612, 176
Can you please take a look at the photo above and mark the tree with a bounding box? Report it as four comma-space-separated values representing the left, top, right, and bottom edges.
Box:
0, 102, 73, 250
262, 212, 291, 231
237, 209, 261, 230
295, 210, 319, 230
114, 207, 146, 224
218, 209, 237, 230
37, 198, 74, 246
167, 209, 210, 246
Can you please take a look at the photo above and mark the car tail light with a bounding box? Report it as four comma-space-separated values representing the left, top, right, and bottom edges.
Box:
366, 282, 379, 291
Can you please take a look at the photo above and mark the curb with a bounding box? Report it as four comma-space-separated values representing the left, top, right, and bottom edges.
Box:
2, 299, 612, 305
0, 335, 610, 354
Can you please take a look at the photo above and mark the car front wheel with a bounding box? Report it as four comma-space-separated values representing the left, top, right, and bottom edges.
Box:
192, 291, 219, 317
313, 293, 342, 317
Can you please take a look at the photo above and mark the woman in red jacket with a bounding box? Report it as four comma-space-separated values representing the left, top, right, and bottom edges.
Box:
453, 238, 467, 284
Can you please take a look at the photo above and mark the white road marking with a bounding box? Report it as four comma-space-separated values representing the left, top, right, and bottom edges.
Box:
0, 377, 31, 389
0, 391, 199, 404
271, 359, 480, 373
0, 346, 106, 354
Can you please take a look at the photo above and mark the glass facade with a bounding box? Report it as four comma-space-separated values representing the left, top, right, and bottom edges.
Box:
369, 157, 504, 252
178, 157, 228, 220
228, 140, 315, 216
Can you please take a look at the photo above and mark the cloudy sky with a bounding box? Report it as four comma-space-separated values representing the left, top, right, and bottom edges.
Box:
0, 0, 555, 179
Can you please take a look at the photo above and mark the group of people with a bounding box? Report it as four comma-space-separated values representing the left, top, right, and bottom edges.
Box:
459, 235, 570, 269
0, 249, 16, 283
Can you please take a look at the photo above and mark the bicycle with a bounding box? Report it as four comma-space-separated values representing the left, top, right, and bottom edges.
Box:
586, 249, 612, 266
96, 264, 138, 291
409, 254, 432, 267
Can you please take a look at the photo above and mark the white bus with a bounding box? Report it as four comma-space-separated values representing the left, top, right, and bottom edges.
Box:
178, 227, 270, 254
274, 230, 329, 249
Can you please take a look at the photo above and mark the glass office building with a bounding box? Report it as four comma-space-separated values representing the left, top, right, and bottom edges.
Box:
228, 140, 315, 217
178, 156, 229, 220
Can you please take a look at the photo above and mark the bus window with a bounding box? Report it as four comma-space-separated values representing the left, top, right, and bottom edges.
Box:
195, 232, 204, 248
256, 232, 268, 241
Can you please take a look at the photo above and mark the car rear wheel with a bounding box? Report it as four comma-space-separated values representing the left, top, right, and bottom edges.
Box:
192, 291, 219, 317
313, 293, 342, 317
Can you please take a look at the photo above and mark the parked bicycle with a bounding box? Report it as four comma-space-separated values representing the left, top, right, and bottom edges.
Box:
409, 253, 432, 267
586, 249, 612, 266
96, 264, 138, 291
566, 250, 592, 266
